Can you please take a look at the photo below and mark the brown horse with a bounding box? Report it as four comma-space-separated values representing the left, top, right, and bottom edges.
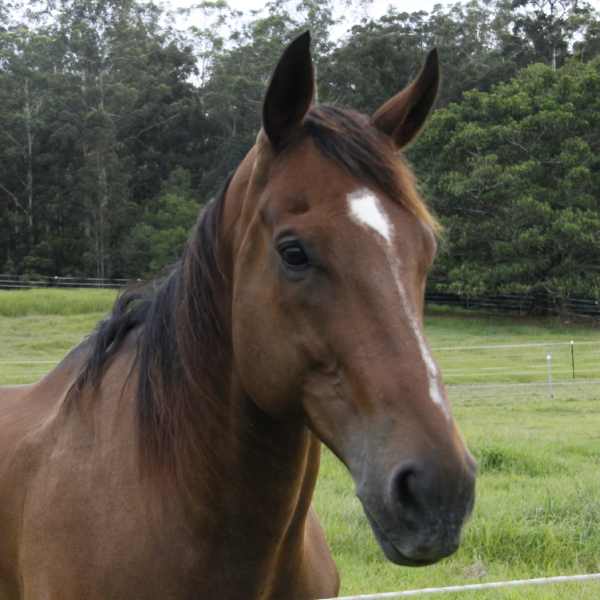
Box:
0, 33, 475, 600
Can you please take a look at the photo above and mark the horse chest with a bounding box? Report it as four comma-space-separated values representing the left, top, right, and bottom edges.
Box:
14, 435, 324, 600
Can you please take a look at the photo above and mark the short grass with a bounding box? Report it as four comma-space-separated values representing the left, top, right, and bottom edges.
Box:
427, 307, 600, 385
2, 290, 600, 598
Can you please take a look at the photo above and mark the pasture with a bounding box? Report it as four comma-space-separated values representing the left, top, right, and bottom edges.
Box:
2, 289, 600, 598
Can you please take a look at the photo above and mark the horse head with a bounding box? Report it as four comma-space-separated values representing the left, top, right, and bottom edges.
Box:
225, 32, 475, 567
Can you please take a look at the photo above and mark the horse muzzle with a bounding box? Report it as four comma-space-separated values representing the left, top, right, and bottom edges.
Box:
357, 457, 476, 566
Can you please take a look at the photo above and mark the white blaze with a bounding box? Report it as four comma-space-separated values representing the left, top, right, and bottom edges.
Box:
347, 188, 448, 418
348, 189, 392, 243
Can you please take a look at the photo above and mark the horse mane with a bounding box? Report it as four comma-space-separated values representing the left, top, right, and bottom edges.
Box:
66, 175, 232, 485
65, 104, 437, 485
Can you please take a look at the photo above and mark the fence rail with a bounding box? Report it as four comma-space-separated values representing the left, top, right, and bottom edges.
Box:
427, 290, 600, 318
2, 274, 599, 318
3, 341, 599, 389
320, 572, 600, 599
0, 274, 132, 289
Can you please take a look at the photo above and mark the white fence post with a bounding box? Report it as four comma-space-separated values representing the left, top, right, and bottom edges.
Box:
545, 352, 553, 398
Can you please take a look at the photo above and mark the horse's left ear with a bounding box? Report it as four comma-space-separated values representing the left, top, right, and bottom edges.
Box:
263, 31, 315, 150
371, 49, 439, 149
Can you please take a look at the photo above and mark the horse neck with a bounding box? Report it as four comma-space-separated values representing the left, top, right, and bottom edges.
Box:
177, 362, 320, 590
223, 373, 320, 521
175, 180, 320, 560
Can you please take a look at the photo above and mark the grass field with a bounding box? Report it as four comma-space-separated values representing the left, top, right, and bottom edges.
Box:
0, 288, 115, 384
2, 289, 600, 598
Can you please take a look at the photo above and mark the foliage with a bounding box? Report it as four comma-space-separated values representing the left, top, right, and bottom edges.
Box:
0, 0, 198, 277
322, 1, 522, 111
0, 0, 599, 303
412, 58, 600, 299
121, 168, 202, 276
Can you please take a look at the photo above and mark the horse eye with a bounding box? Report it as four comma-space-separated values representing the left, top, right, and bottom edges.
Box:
278, 242, 309, 270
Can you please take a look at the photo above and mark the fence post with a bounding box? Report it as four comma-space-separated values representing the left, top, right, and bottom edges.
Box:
570, 340, 575, 379
546, 352, 554, 399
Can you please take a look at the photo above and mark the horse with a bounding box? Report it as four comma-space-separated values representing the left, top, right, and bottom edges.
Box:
0, 32, 476, 600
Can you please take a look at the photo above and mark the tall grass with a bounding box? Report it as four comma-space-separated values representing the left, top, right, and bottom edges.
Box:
0, 288, 117, 317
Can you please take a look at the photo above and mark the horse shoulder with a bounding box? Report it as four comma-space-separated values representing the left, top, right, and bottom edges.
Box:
0, 339, 95, 504
0, 341, 91, 581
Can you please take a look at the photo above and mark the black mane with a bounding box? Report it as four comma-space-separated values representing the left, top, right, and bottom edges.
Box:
66, 175, 232, 478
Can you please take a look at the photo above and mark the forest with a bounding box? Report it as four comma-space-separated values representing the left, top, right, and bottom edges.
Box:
1, 0, 599, 301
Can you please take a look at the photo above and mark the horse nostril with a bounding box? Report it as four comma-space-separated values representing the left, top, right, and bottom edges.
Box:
390, 462, 422, 513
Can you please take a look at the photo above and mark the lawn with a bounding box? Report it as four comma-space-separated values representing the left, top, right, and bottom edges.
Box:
2, 289, 600, 598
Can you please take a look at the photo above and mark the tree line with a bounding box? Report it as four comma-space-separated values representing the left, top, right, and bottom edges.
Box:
1, 0, 599, 301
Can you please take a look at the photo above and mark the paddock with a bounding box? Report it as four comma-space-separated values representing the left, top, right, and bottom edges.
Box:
2, 288, 599, 598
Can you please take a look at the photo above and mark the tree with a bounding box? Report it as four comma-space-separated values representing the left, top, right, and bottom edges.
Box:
411, 58, 600, 300
321, 1, 532, 113
195, 0, 340, 196
1, 0, 599, 284
0, 24, 60, 272
511, 0, 598, 69
120, 168, 201, 277
574, 10, 600, 61
0, 0, 200, 277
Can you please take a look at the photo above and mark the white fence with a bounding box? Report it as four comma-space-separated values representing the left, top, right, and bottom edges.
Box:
320, 573, 600, 599
3, 339, 599, 392
432, 340, 599, 395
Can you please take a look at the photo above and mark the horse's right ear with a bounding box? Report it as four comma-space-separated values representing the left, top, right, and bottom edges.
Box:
263, 32, 314, 150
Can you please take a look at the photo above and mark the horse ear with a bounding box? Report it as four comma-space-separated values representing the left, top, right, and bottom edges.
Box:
263, 31, 315, 150
371, 49, 440, 149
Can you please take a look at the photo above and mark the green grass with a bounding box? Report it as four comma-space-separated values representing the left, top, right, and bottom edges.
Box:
316, 387, 600, 598
0, 287, 116, 317
426, 308, 600, 385
2, 289, 600, 598
0, 289, 116, 384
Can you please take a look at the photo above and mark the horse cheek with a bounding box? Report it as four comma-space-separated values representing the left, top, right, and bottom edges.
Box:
233, 306, 305, 418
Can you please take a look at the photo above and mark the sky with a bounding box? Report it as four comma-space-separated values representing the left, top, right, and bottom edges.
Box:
217, 0, 455, 16
166, 0, 456, 38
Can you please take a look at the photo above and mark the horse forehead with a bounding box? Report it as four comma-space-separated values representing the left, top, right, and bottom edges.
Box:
346, 187, 424, 248
261, 142, 427, 247
347, 188, 393, 243
267, 139, 355, 200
